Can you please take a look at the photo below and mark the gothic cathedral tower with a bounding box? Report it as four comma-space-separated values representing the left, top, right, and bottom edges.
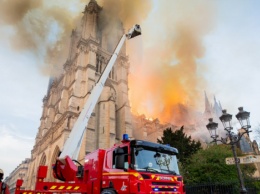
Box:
26, 0, 133, 187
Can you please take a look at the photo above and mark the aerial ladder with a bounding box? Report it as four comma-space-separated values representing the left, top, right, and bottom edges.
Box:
15, 24, 142, 194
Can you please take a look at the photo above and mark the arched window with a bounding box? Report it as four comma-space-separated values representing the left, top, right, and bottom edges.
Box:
96, 54, 100, 73
100, 58, 103, 73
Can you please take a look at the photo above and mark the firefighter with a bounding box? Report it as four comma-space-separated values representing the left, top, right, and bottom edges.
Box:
0, 169, 10, 194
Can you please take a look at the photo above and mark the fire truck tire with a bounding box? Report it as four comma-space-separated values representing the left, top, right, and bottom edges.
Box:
101, 189, 116, 194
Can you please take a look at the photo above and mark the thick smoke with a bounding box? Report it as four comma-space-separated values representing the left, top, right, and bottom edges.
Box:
0, 0, 152, 76
128, 0, 216, 125
0, 0, 85, 76
0, 0, 42, 24
98, 0, 152, 29
97, 0, 152, 53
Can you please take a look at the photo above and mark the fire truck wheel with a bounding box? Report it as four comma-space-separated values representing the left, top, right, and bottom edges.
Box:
101, 189, 116, 194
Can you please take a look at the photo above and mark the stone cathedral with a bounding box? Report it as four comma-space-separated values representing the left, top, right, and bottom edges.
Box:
25, 0, 133, 188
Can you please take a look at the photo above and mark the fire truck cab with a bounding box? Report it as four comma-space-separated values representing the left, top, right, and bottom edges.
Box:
84, 134, 185, 194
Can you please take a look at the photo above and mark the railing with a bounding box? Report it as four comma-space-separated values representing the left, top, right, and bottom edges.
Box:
185, 180, 259, 194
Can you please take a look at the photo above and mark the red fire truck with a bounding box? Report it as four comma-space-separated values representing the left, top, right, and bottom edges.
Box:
16, 135, 185, 194
15, 24, 185, 194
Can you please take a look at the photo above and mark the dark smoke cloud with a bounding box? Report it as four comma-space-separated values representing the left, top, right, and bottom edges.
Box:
99, 0, 152, 29
0, 0, 152, 76
0, 0, 84, 76
0, 0, 42, 25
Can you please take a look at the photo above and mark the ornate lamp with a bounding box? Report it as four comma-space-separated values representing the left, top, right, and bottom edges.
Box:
219, 109, 233, 131
206, 118, 219, 142
206, 107, 251, 194
236, 107, 251, 131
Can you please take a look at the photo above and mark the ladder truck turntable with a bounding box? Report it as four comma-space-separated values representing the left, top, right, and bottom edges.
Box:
15, 24, 185, 194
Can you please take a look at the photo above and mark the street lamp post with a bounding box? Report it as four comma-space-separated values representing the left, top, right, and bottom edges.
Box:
206, 107, 251, 194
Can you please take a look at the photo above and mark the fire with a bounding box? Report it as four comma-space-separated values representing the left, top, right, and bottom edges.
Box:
0, 0, 215, 125
127, 1, 215, 125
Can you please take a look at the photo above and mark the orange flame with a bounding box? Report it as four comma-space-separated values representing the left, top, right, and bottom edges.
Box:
128, 1, 215, 125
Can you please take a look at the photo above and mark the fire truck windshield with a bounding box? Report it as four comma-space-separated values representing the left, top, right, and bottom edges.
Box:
133, 147, 180, 175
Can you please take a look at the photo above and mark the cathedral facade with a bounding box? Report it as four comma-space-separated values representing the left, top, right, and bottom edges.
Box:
25, 0, 133, 188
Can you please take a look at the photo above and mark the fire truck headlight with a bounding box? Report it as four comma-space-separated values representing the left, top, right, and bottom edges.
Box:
153, 188, 159, 191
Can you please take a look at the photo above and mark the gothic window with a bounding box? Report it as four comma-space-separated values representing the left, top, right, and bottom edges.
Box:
100, 58, 103, 73
96, 54, 99, 73
96, 54, 103, 74
96, 55, 117, 81
96, 62, 99, 73
66, 115, 72, 129
108, 66, 115, 80
112, 67, 115, 79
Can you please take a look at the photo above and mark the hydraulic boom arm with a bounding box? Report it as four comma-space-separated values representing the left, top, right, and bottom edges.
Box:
59, 24, 141, 161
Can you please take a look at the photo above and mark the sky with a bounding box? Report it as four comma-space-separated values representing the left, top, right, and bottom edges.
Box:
1, 0, 260, 177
